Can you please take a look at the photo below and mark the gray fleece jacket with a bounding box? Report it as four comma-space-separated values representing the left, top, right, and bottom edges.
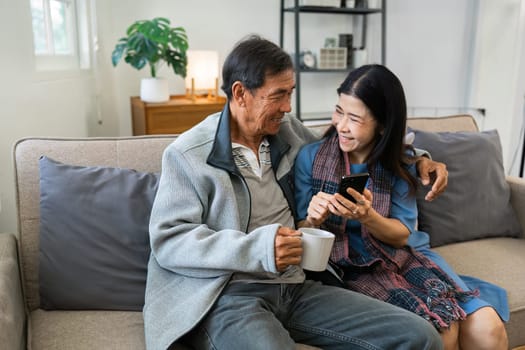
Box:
143, 104, 319, 349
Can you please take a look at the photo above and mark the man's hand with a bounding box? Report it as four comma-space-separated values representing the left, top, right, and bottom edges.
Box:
274, 227, 302, 272
416, 157, 448, 201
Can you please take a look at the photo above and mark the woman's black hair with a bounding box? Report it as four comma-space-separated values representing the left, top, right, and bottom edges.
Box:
328, 64, 417, 193
221, 34, 294, 99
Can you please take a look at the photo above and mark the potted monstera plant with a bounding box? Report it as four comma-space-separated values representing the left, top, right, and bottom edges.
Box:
112, 17, 188, 103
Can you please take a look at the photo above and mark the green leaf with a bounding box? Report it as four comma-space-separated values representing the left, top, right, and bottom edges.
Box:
111, 41, 127, 66
165, 49, 187, 77
111, 17, 189, 78
125, 55, 147, 70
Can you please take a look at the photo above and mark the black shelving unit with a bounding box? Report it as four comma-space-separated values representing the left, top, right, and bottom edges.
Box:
279, 0, 386, 121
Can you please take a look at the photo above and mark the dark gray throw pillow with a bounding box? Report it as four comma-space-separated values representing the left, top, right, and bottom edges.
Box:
410, 128, 521, 247
39, 156, 159, 310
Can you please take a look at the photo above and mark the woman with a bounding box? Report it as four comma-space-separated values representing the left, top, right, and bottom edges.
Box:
294, 64, 508, 350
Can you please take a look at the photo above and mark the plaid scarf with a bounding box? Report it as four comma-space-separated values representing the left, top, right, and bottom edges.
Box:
312, 132, 475, 330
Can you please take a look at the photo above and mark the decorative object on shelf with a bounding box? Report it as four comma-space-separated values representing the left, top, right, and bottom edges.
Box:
355, 0, 368, 8
324, 37, 337, 48
339, 33, 353, 68
185, 50, 219, 101
111, 17, 189, 103
319, 47, 347, 69
299, 51, 317, 69
341, 0, 356, 8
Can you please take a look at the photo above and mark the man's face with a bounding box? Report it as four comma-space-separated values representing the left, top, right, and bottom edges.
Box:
242, 69, 295, 137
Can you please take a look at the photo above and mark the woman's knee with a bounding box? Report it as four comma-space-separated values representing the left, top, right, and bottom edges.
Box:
459, 307, 508, 350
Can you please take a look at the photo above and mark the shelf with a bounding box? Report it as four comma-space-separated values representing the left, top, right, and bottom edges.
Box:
280, 0, 385, 121
283, 6, 382, 15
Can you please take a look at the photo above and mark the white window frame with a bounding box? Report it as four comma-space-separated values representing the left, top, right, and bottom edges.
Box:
30, 0, 91, 72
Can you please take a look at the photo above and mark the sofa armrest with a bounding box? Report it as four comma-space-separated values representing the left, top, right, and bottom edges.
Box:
507, 175, 525, 239
0, 233, 26, 350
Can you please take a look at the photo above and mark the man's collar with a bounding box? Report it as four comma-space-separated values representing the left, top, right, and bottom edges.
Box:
207, 103, 289, 172
232, 137, 269, 151
207, 103, 236, 172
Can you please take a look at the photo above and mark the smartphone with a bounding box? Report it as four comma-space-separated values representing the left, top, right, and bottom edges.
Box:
338, 173, 370, 203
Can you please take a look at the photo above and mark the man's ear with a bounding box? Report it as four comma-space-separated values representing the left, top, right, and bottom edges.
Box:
231, 81, 246, 107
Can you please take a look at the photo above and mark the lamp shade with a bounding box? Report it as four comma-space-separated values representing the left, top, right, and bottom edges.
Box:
185, 50, 219, 90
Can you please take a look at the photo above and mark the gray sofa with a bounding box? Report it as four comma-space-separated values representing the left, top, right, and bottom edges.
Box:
1, 114, 524, 349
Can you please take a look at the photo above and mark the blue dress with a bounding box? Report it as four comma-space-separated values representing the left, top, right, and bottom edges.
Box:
294, 140, 509, 321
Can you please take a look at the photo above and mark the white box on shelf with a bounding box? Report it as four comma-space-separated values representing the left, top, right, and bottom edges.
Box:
319, 47, 348, 69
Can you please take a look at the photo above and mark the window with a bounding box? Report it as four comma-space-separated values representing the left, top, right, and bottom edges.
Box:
30, 0, 91, 71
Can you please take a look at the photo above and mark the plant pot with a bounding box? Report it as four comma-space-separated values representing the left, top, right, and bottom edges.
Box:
140, 77, 169, 103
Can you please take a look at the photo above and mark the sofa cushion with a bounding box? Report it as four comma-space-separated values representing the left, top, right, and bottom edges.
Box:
410, 128, 521, 247
39, 156, 158, 310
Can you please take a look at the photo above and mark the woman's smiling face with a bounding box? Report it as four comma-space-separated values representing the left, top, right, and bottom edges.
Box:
332, 93, 380, 164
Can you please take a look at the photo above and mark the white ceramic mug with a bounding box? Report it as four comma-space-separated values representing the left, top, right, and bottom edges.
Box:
299, 227, 335, 271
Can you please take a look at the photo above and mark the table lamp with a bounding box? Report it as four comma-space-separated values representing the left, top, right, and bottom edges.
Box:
185, 50, 219, 100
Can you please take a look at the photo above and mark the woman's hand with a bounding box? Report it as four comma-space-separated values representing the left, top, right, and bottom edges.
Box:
330, 188, 373, 222
305, 191, 332, 227
330, 188, 409, 247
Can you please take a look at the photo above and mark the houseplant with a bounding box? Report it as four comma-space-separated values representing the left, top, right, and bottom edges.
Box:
112, 17, 188, 103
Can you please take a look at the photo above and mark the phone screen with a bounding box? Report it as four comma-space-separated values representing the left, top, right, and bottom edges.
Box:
338, 173, 369, 202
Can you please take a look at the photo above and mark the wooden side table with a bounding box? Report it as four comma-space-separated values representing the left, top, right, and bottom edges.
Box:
130, 95, 227, 135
